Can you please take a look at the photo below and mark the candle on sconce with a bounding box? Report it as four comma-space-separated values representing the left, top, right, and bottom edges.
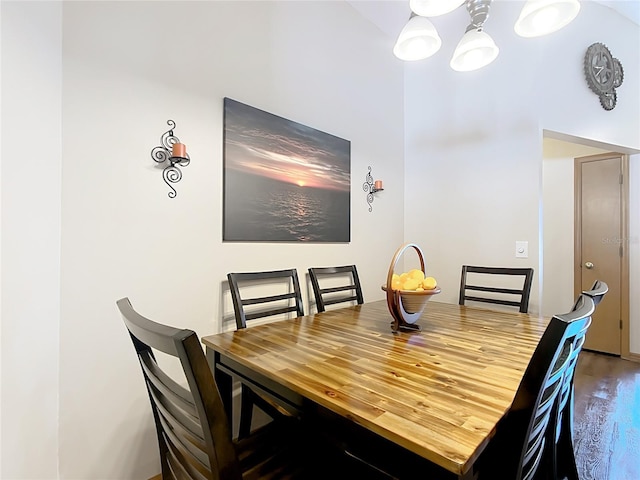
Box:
374, 180, 383, 190
172, 142, 187, 158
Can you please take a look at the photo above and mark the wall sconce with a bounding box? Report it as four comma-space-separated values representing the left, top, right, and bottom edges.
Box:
150, 120, 190, 198
363, 166, 384, 212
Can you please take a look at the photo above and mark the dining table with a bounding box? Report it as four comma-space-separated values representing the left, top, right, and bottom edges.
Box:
202, 300, 549, 479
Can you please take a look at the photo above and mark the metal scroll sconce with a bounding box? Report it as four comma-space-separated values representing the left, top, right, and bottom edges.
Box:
151, 120, 190, 198
363, 166, 384, 212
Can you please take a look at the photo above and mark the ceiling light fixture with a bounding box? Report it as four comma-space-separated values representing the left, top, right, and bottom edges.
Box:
393, 13, 442, 61
394, 0, 581, 71
451, 0, 499, 71
514, 0, 581, 37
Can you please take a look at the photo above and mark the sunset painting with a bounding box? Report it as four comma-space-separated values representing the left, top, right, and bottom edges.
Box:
223, 98, 350, 242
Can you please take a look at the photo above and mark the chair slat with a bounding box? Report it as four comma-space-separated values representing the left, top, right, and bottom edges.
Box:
324, 294, 359, 306
321, 284, 357, 294
244, 305, 300, 322
241, 292, 298, 306
163, 429, 210, 480
463, 296, 522, 308
148, 382, 207, 453
140, 352, 198, 417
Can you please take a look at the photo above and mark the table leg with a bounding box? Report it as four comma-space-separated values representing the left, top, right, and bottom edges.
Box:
206, 348, 233, 422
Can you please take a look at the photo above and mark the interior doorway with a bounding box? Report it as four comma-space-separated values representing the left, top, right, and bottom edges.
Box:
574, 153, 628, 355
542, 133, 636, 360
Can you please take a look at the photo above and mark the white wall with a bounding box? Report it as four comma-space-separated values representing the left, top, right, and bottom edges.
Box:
57, 1, 404, 479
540, 6, 640, 150
2, 1, 405, 479
403, 2, 543, 311
1, 2, 62, 479
2, 1, 639, 479
404, 1, 639, 323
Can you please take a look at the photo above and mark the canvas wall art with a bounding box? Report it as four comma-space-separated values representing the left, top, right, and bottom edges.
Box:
223, 98, 351, 242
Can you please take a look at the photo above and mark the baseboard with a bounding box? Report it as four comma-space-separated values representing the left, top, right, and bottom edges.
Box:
148, 474, 161, 480
622, 351, 640, 363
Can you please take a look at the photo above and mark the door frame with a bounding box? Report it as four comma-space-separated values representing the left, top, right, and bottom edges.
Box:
574, 152, 630, 359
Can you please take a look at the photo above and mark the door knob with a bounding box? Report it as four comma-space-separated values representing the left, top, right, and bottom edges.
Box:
584, 262, 594, 269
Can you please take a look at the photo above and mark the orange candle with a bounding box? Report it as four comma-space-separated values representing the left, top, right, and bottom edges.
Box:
172, 142, 186, 158
374, 180, 383, 190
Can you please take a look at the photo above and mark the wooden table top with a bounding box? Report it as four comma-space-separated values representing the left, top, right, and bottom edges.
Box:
201, 300, 549, 476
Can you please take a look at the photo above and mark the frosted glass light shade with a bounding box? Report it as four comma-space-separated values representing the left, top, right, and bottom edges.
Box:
410, 0, 466, 17
393, 16, 442, 61
514, 0, 580, 37
450, 29, 499, 71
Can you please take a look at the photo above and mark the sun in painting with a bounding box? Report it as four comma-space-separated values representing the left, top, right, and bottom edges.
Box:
296, 180, 306, 187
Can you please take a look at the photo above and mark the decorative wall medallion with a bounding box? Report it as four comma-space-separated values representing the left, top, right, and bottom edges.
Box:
584, 42, 624, 110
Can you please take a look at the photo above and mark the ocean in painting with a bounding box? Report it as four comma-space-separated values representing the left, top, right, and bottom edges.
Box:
224, 170, 350, 242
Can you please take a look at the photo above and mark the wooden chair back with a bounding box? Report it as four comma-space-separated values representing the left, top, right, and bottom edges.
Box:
227, 269, 304, 329
117, 297, 241, 480
308, 265, 364, 313
459, 265, 534, 313
488, 294, 595, 480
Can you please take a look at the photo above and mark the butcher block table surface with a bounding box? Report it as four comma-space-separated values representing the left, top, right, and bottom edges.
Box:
202, 300, 549, 478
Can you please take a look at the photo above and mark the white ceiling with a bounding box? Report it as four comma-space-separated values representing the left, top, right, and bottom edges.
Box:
347, 0, 640, 39
597, 0, 640, 24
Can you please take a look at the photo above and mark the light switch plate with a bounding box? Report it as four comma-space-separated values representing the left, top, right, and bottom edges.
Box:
515, 241, 528, 258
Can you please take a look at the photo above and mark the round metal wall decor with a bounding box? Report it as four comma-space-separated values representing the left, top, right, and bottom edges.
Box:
584, 42, 624, 110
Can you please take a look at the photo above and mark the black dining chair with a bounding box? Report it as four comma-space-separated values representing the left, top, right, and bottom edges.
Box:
118, 297, 303, 479
479, 293, 596, 480
227, 269, 304, 439
118, 297, 386, 480
551, 280, 608, 480
459, 265, 534, 313
308, 265, 364, 313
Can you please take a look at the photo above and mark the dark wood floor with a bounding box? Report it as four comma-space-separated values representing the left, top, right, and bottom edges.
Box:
573, 351, 640, 480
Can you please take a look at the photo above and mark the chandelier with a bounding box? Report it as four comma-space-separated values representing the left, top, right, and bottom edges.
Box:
393, 0, 581, 71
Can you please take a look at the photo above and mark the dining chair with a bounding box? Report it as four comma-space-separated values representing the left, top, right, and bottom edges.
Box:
118, 297, 384, 480
308, 265, 364, 313
118, 297, 300, 479
479, 293, 596, 480
551, 280, 608, 480
459, 265, 534, 313
227, 269, 304, 439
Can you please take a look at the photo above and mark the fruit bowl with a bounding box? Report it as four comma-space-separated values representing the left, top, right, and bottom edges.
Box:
381, 243, 440, 332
